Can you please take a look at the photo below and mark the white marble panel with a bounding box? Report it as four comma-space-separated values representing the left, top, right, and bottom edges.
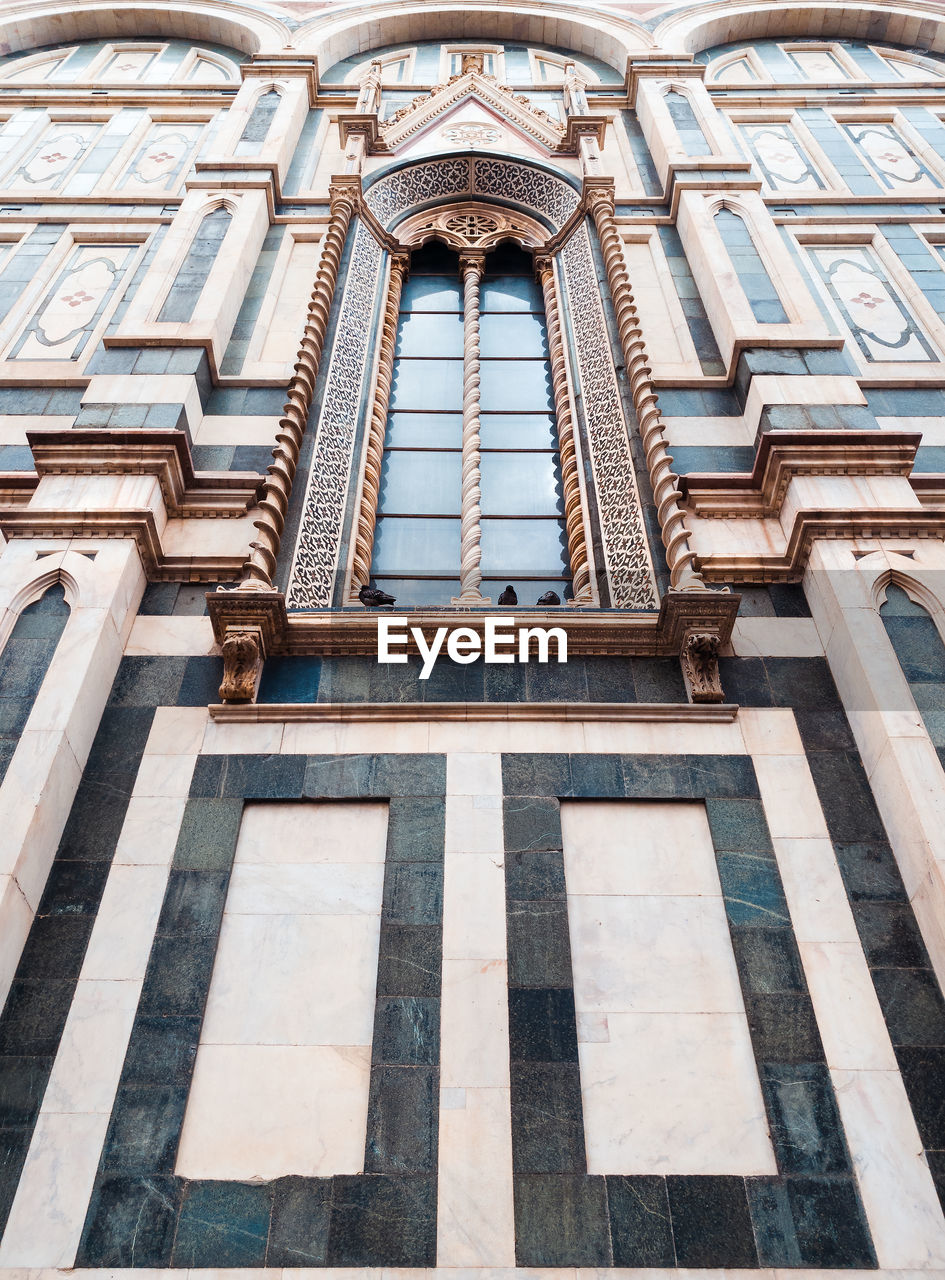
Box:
200, 909, 380, 1047
180, 801, 386, 1179
799, 940, 897, 1071
0, 1111, 110, 1266
42, 978, 140, 1113
580, 1012, 776, 1175
567, 893, 744, 1014
561, 800, 720, 897
175, 1043, 372, 1179
234, 799, 387, 863
832, 1068, 945, 1268
80, 863, 171, 981
222, 861, 385, 916
439, 958, 510, 1090
564, 799, 771, 1174
436, 1087, 516, 1268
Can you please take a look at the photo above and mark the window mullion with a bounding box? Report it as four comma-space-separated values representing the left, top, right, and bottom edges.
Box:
453, 250, 489, 604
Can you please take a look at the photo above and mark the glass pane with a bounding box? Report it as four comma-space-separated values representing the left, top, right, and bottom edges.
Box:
480, 312, 549, 358
480, 414, 557, 449
480, 518, 570, 574
396, 311, 464, 358
371, 578, 462, 607
389, 358, 463, 410
378, 451, 461, 515
385, 413, 462, 448
480, 276, 543, 312
479, 360, 554, 412
480, 453, 563, 515
372, 516, 461, 574
401, 276, 462, 312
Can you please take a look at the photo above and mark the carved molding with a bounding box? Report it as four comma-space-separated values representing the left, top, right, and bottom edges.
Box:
364, 156, 581, 233
560, 221, 658, 609
396, 200, 547, 251
535, 254, 595, 605
583, 177, 708, 594
348, 252, 409, 599
240, 176, 360, 589
373, 70, 566, 154
682, 432, 921, 520
286, 220, 384, 609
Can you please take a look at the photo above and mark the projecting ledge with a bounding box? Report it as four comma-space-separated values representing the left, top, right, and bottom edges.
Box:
208, 701, 740, 723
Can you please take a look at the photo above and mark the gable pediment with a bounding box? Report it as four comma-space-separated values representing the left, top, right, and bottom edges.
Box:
362, 71, 567, 156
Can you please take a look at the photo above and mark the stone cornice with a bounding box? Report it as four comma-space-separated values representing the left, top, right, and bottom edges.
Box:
682, 431, 923, 520
207, 587, 742, 658
24, 429, 263, 519
0, 508, 245, 580
209, 700, 739, 723
698, 510, 945, 583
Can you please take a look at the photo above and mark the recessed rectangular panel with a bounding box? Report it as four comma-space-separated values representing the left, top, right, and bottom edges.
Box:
561, 799, 777, 1176
175, 801, 388, 1180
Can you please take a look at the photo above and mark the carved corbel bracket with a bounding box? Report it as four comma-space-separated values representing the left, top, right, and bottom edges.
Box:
680, 630, 726, 704
208, 588, 288, 703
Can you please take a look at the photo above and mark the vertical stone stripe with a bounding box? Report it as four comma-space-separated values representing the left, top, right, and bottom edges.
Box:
437, 752, 515, 1265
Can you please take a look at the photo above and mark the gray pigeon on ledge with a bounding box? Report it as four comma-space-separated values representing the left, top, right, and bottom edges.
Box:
497, 585, 517, 605
359, 585, 397, 607
536, 590, 561, 606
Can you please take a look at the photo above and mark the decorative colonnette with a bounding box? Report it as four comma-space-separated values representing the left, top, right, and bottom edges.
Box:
75, 749, 445, 1267
502, 749, 874, 1268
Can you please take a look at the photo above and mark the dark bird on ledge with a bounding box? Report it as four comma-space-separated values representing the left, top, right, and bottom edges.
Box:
497, 584, 518, 606
359, 585, 397, 607
536, 590, 561, 606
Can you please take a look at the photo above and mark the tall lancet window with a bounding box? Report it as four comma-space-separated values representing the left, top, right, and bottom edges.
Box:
370, 239, 570, 606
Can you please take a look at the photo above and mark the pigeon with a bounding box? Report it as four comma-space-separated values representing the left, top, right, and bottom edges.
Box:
359, 584, 397, 607
497, 584, 518, 606
536, 590, 561, 606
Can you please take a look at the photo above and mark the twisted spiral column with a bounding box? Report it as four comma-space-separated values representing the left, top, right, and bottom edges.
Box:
535, 255, 593, 605
585, 183, 707, 591
453, 251, 489, 605
349, 251, 409, 599
238, 179, 359, 588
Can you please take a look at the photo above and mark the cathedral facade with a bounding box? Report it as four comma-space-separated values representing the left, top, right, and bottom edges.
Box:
1, 0, 945, 1269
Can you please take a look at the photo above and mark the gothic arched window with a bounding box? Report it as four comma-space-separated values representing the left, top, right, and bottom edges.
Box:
369, 239, 571, 607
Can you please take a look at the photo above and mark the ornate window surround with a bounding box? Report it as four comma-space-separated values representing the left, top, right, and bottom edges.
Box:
212, 157, 736, 702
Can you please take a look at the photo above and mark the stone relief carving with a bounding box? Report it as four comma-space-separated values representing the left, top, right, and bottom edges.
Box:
680, 630, 726, 703
560, 222, 658, 609
219, 629, 263, 702
364, 156, 579, 231
286, 221, 383, 609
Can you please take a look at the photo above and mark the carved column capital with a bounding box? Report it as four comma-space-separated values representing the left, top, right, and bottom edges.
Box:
458, 249, 486, 279
329, 176, 362, 217
583, 178, 616, 216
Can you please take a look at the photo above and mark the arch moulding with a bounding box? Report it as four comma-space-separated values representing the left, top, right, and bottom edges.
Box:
0, 0, 288, 59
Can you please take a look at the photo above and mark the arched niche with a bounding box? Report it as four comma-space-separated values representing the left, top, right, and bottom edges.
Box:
0, 0, 288, 59
292, 1, 654, 80
656, 1, 945, 58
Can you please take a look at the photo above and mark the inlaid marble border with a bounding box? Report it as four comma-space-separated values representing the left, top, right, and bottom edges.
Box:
76, 751, 445, 1267
501, 751, 876, 1268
